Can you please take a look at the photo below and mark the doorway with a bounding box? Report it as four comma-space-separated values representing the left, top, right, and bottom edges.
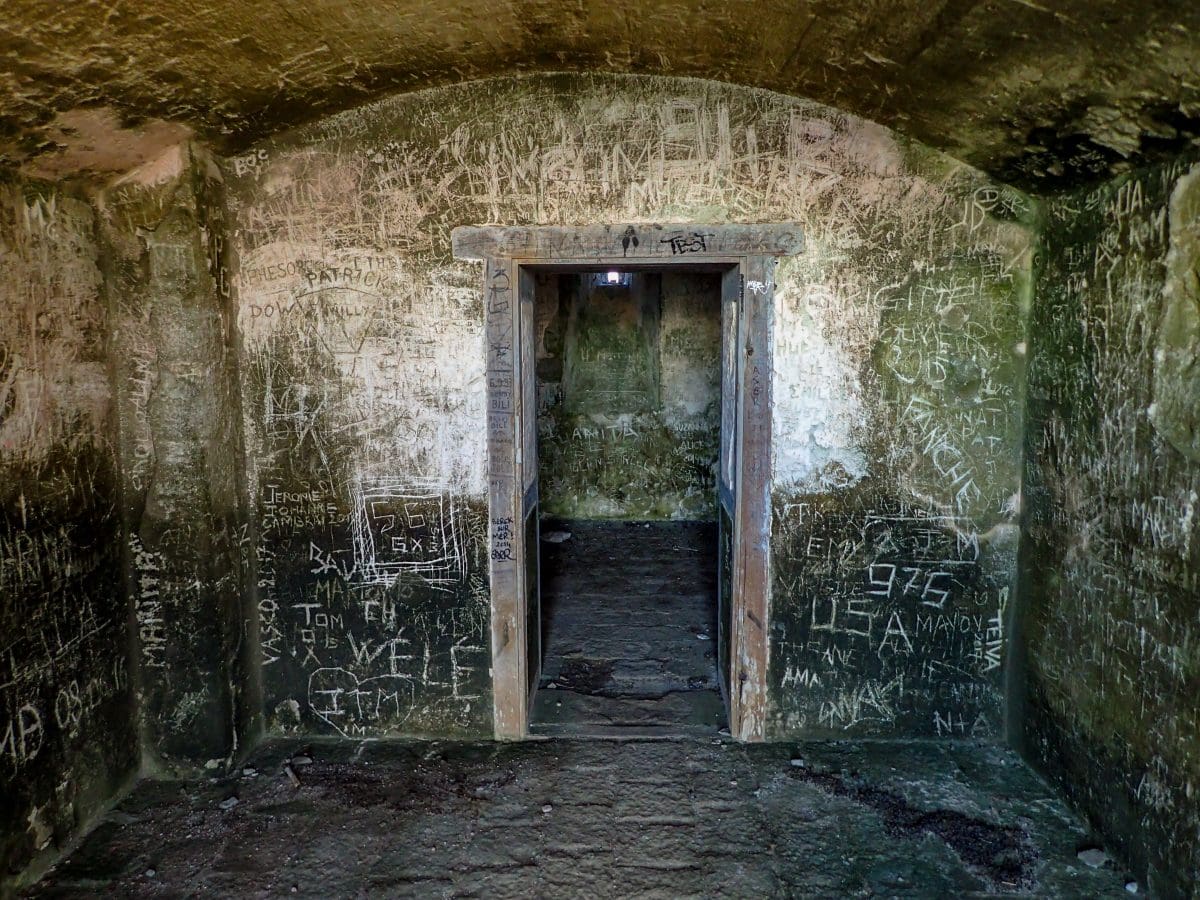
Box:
529, 271, 726, 735
452, 223, 802, 741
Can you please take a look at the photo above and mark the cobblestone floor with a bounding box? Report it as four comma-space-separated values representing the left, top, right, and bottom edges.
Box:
26, 737, 1134, 898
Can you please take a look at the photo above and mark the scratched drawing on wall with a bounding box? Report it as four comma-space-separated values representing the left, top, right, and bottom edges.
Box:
0, 181, 137, 878
1021, 155, 1200, 893
351, 477, 467, 589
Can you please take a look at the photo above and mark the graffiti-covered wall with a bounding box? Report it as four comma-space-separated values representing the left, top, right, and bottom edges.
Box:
1019, 154, 1200, 898
767, 150, 1034, 738
225, 73, 1034, 740
99, 143, 259, 771
0, 178, 137, 888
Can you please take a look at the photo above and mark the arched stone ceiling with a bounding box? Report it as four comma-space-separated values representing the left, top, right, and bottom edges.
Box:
2, 0, 1198, 189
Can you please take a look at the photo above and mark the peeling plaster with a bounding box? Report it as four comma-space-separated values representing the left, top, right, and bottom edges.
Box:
20, 108, 192, 182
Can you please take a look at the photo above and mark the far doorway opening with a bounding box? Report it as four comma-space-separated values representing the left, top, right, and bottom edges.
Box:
528, 271, 727, 736
453, 221, 795, 742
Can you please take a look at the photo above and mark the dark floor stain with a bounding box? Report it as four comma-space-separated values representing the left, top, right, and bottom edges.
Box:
794, 767, 1036, 891
553, 656, 616, 694
313, 761, 516, 811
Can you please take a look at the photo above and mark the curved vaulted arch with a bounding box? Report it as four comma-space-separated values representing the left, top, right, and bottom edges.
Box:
1, 0, 1198, 189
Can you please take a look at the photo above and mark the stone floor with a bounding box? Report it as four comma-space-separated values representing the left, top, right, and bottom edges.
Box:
26, 737, 1135, 898
531, 520, 727, 736
21, 524, 1141, 897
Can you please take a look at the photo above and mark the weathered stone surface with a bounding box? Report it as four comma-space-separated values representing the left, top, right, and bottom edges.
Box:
97, 142, 258, 771
0, 7, 1197, 894
766, 104, 1033, 739
223, 73, 1034, 741
1151, 162, 1200, 461
23, 737, 1133, 898
227, 108, 495, 739
1019, 150, 1200, 899
0, 176, 137, 894
1, 1, 1198, 191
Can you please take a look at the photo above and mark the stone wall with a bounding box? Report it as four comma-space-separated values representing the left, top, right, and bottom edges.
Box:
225, 72, 1033, 741
536, 271, 721, 520
2, 62, 1195, 895
98, 143, 259, 771
765, 118, 1033, 739
0, 177, 136, 889
1018, 153, 1200, 898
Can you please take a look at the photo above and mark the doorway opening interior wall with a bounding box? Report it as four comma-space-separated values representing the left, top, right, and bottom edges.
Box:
453, 223, 801, 742
528, 270, 727, 737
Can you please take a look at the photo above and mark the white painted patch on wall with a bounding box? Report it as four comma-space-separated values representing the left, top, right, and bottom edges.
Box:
235, 236, 487, 497
771, 258, 870, 490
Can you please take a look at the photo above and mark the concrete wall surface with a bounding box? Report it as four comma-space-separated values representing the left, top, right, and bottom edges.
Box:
1019, 152, 1200, 899
0, 176, 137, 891
224, 73, 1035, 742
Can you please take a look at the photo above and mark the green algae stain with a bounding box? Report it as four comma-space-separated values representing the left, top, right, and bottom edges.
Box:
537, 272, 721, 521
1151, 160, 1200, 461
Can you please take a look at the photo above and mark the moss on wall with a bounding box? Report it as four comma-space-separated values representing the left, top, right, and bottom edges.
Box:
1019, 153, 1200, 898
537, 272, 721, 520
0, 177, 137, 892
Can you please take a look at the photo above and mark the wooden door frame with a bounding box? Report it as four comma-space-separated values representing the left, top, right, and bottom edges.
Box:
452, 224, 803, 742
